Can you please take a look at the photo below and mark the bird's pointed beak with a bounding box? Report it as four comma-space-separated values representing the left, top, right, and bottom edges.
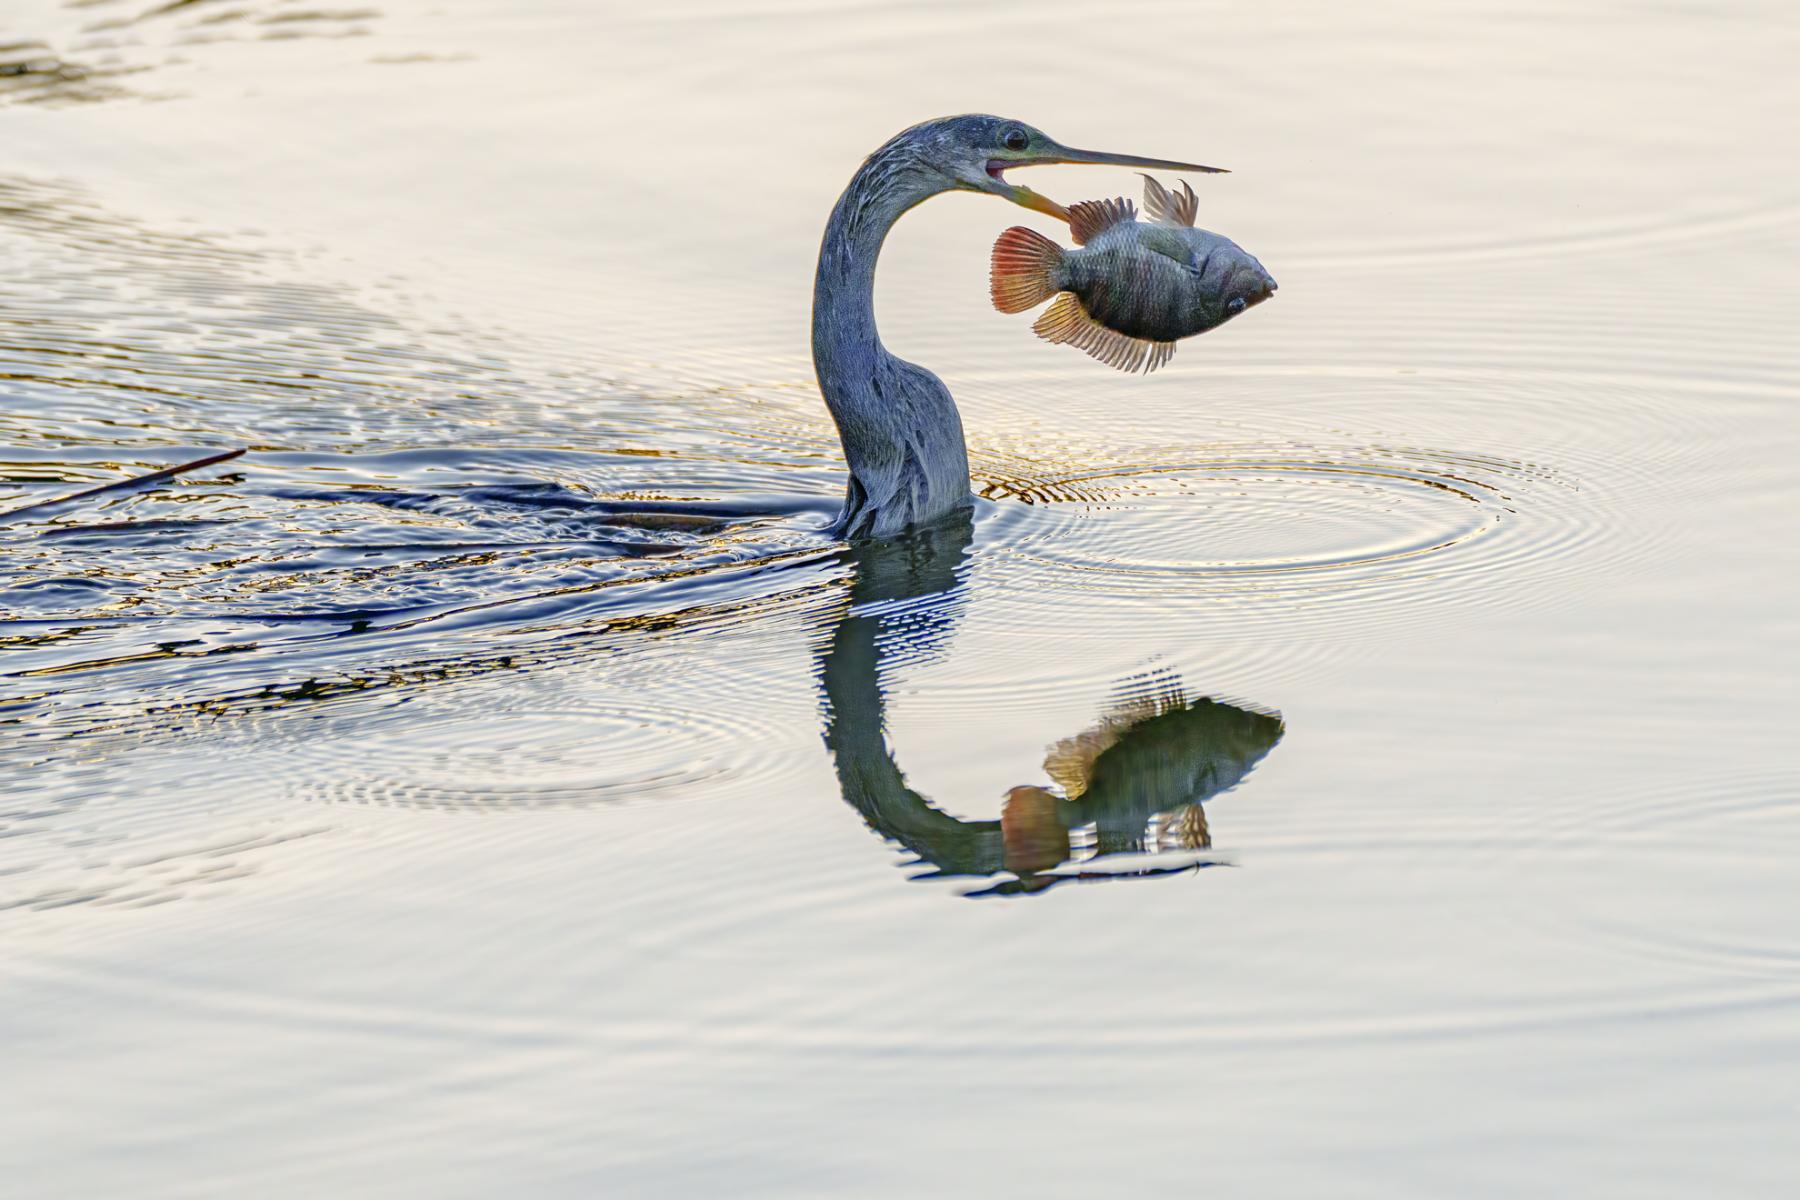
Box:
1039, 145, 1229, 175
985, 142, 1227, 226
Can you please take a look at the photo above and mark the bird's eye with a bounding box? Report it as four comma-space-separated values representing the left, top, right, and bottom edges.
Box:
1003, 128, 1029, 152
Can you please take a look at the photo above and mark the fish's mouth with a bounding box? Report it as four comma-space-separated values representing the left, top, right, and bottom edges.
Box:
1226, 276, 1279, 317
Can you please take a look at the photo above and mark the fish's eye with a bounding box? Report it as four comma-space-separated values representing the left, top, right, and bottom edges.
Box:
1002, 128, 1029, 152
1226, 297, 1247, 315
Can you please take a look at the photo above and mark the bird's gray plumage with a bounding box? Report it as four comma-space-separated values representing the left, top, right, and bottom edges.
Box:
812, 120, 981, 540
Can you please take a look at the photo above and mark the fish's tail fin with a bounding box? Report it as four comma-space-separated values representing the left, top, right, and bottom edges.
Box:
990, 226, 1065, 314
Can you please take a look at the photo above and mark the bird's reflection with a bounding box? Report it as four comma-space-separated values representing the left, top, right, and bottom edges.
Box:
816, 515, 1284, 897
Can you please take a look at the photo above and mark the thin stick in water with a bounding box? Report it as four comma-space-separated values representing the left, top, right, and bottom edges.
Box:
0, 448, 248, 523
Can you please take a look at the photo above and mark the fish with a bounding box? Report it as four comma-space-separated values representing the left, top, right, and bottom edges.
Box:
989, 175, 1277, 373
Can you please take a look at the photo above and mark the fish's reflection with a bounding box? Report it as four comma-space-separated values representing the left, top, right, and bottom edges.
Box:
817, 515, 1284, 897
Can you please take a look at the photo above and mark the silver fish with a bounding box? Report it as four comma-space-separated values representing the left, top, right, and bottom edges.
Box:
990, 175, 1276, 372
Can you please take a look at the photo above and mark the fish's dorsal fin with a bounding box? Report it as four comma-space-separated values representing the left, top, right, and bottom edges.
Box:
1140, 175, 1198, 227
1032, 293, 1178, 374
1066, 197, 1136, 246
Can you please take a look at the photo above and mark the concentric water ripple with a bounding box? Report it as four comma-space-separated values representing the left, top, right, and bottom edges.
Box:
970, 437, 1608, 633
292, 699, 799, 810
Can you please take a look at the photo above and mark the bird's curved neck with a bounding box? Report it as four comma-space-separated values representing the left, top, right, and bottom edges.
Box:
812, 145, 972, 539
812, 150, 942, 360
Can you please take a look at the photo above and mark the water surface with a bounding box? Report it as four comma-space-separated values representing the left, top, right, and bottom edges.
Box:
4, 1, 1799, 1195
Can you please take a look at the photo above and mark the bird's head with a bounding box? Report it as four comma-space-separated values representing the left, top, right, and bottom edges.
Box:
896, 114, 1226, 222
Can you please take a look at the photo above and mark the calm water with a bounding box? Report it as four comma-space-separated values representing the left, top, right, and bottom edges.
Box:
4, 1, 1798, 1194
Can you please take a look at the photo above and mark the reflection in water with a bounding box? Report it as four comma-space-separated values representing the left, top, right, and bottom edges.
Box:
0, 41, 140, 105
817, 514, 1284, 897
1, 2, 388, 108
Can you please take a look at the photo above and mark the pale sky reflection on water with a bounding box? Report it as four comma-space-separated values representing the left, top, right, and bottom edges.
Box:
2, 1, 1799, 1196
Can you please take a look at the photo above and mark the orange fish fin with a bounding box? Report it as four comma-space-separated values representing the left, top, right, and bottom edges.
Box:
1031, 294, 1178, 374
1140, 175, 1198, 227
989, 226, 1065, 313
1066, 197, 1136, 246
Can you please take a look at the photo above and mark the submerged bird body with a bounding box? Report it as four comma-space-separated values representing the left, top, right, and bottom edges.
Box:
991, 176, 1276, 372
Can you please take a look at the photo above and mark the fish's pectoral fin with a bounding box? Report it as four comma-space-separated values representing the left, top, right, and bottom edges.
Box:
1140, 175, 1199, 227
1032, 293, 1178, 374
990, 226, 1066, 313
1067, 197, 1137, 245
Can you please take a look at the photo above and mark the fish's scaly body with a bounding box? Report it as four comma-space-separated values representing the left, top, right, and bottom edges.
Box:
1064, 226, 1198, 344
988, 176, 1276, 373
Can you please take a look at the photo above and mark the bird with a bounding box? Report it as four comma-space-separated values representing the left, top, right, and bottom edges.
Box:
812, 115, 1222, 539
